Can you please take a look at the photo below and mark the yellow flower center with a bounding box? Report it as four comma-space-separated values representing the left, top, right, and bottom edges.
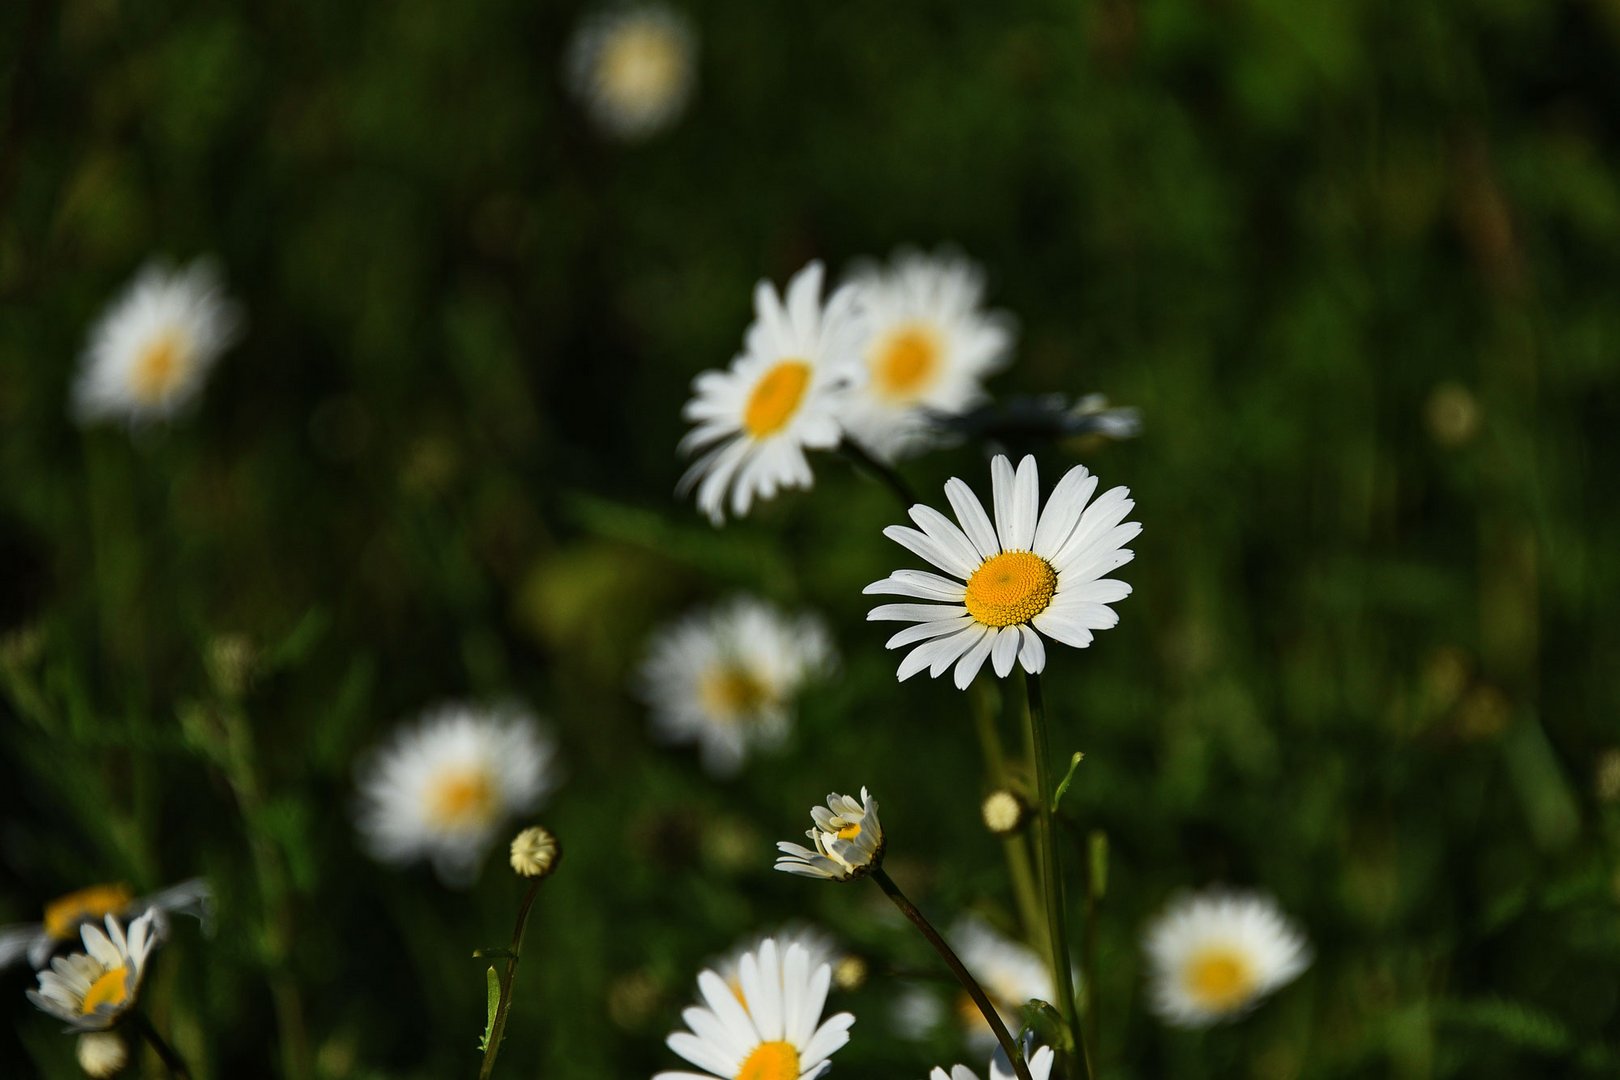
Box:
131, 329, 187, 403
834, 821, 861, 841
426, 768, 498, 828
698, 666, 769, 721
1183, 947, 1258, 1012
81, 965, 129, 1015
735, 1040, 799, 1080
964, 551, 1057, 628
600, 24, 681, 106
43, 884, 133, 940
743, 360, 811, 438
871, 325, 941, 401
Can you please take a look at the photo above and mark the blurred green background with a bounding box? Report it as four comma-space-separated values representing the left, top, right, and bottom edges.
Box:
3, 0, 1619, 1076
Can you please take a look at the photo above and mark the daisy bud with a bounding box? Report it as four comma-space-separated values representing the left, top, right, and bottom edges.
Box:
509, 826, 560, 879
832, 954, 868, 991
76, 1032, 127, 1077
980, 790, 1026, 836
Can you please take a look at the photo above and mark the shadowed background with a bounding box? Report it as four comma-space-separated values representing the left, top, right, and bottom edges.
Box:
1, 0, 1618, 1076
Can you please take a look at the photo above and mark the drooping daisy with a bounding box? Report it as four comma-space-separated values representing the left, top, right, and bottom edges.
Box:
566, 3, 697, 140
774, 789, 884, 882
0, 878, 210, 971
865, 454, 1139, 689
1143, 889, 1311, 1028
639, 597, 835, 776
356, 702, 559, 886
72, 258, 241, 424
26, 910, 160, 1031
951, 916, 1054, 1049
713, 925, 838, 1007
841, 250, 1013, 461
656, 937, 854, 1080
679, 261, 868, 524
931, 1039, 1056, 1080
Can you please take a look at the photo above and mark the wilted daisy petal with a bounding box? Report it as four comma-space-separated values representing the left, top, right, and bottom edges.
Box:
842, 249, 1013, 462
678, 261, 869, 524
1143, 888, 1311, 1028
566, 3, 697, 140
774, 788, 883, 882
73, 258, 241, 425
355, 702, 559, 886
655, 938, 854, 1080
865, 454, 1139, 688
25, 911, 160, 1032
638, 597, 834, 776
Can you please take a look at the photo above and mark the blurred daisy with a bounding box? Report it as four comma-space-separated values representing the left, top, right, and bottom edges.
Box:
26, 910, 159, 1031
775, 789, 883, 882
679, 261, 867, 524
639, 597, 834, 775
0, 878, 210, 971
567, 3, 697, 140
656, 937, 854, 1080
73, 258, 240, 424
714, 925, 837, 1006
951, 917, 1054, 1049
865, 454, 1139, 689
932, 1039, 1055, 1080
842, 250, 1013, 461
76, 1032, 128, 1078
1143, 889, 1310, 1028
356, 702, 559, 886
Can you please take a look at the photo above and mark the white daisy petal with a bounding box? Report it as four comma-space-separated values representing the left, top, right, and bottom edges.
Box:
1016, 625, 1046, 674
1144, 888, 1311, 1028
883, 524, 979, 579
945, 477, 1001, 559
1006, 455, 1040, 551
886, 614, 975, 650
1031, 465, 1097, 558
990, 626, 1022, 678
953, 630, 997, 689
910, 506, 985, 578
862, 570, 968, 602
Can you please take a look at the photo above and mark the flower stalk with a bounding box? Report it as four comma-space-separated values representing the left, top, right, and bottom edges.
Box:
870, 867, 1035, 1080
130, 1013, 191, 1079
479, 878, 543, 1079
836, 437, 918, 510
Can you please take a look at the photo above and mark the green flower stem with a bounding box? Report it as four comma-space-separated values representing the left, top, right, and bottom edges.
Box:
971, 682, 1047, 954
835, 437, 918, 510
479, 878, 543, 1080
131, 1012, 192, 1078
1024, 671, 1092, 1078
871, 867, 1035, 1080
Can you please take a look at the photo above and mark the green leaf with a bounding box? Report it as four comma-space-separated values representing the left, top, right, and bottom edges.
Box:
1019, 998, 1073, 1053
1051, 752, 1084, 813
478, 966, 500, 1052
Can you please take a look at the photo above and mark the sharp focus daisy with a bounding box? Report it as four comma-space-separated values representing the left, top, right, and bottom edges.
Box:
655, 937, 854, 1080
26, 911, 159, 1031
865, 454, 1139, 689
841, 249, 1013, 461
0, 878, 210, 971
774, 789, 884, 882
566, 3, 697, 140
951, 916, 1054, 1049
355, 702, 559, 886
72, 258, 241, 424
678, 261, 868, 524
638, 597, 835, 776
1143, 889, 1311, 1028
931, 1040, 1056, 1080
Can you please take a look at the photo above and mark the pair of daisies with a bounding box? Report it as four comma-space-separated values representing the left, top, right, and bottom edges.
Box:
680, 253, 1015, 524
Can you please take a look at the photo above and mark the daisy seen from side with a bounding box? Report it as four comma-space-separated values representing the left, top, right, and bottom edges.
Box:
865, 454, 1139, 689
1143, 888, 1311, 1028
842, 249, 1013, 461
655, 937, 855, 1080
356, 702, 559, 886
679, 261, 867, 524
638, 596, 834, 776
774, 789, 884, 882
26, 911, 160, 1031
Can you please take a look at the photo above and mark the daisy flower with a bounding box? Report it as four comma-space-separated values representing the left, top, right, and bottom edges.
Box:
0, 878, 210, 971
72, 258, 241, 424
26, 910, 160, 1031
931, 1040, 1056, 1080
951, 916, 1054, 1049
713, 925, 837, 1007
842, 249, 1013, 461
678, 261, 868, 524
638, 597, 835, 776
356, 702, 559, 886
774, 789, 884, 882
567, 3, 697, 140
656, 937, 854, 1080
865, 454, 1139, 689
1143, 889, 1311, 1028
